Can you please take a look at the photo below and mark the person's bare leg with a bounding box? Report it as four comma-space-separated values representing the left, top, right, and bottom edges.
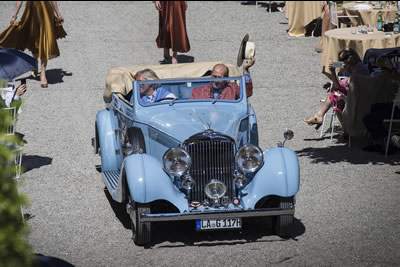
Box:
304, 95, 332, 124
163, 48, 170, 61
40, 60, 48, 87
171, 51, 178, 64
315, 95, 332, 118
32, 55, 39, 77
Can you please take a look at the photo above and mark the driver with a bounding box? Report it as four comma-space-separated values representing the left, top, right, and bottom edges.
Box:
134, 69, 176, 103
190, 57, 255, 100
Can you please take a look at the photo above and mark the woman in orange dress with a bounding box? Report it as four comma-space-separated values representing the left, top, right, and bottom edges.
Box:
155, 1, 190, 64
0, 1, 67, 88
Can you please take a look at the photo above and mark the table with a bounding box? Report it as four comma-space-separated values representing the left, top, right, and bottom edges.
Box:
321, 27, 400, 76
285, 1, 322, 37
343, 2, 398, 28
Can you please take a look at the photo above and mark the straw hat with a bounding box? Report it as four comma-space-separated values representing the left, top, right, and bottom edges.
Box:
237, 34, 255, 67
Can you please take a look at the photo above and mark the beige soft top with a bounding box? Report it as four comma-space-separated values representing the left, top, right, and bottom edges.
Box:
104, 61, 241, 103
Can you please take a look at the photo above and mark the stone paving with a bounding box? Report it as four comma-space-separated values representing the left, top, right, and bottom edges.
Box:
0, 1, 399, 266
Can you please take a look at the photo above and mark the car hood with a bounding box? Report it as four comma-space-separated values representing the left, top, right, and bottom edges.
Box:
139, 105, 247, 142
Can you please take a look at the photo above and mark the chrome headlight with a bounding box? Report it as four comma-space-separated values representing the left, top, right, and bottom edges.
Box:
235, 144, 264, 173
205, 180, 227, 199
163, 148, 191, 176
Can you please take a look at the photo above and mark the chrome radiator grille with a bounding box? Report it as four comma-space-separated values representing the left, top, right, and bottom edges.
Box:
186, 140, 235, 203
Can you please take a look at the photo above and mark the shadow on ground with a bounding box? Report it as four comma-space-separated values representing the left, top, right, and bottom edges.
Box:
296, 143, 400, 166
35, 254, 75, 267
151, 216, 304, 248
104, 189, 305, 247
46, 68, 73, 85
15, 132, 27, 144
159, 55, 195, 64
22, 155, 53, 172
259, 1, 285, 12
104, 188, 131, 229
22, 68, 72, 85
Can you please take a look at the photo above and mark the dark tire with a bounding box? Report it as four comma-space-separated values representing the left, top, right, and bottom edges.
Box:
94, 122, 100, 154
127, 127, 146, 154
275, 197, 294, 238
131, 202, 151, 246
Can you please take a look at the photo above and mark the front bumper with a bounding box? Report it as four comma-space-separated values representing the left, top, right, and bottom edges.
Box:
140, 206, 295, 222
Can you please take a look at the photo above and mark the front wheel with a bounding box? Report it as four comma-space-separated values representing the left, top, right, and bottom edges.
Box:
130, 202, 151, 246
275, 197, 294, 238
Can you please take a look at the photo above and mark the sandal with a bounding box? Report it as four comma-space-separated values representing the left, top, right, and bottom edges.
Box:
303, 115, 323, 125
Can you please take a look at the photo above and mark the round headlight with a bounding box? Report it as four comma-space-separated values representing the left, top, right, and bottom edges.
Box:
163, 148, 191, 176
205, 180, 227, 199
235, 144, 264, 173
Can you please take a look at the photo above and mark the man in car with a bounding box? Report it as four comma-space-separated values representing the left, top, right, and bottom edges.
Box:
190, 56, 256, 100
134, 69, 176, 103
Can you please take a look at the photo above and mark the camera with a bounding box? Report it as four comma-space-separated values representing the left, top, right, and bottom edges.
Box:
333, 61, 344, 68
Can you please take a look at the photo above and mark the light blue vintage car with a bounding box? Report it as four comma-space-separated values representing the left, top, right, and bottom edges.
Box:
94, 62, 300, 245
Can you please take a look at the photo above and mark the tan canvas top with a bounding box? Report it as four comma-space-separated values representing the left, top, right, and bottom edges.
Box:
104, 61, 241, 103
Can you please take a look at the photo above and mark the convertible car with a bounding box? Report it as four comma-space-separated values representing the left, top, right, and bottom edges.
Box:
93, 62, 300, 245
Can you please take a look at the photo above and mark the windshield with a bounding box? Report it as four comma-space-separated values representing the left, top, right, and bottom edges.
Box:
132, 77, 245, 106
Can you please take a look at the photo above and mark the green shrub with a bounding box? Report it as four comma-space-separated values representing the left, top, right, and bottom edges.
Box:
0, 108, 33, 266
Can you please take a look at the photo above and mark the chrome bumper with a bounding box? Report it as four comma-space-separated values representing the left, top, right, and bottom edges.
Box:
140, 206, 295, 222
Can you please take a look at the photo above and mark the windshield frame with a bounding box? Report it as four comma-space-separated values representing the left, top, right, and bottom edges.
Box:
132, 76, 246, 107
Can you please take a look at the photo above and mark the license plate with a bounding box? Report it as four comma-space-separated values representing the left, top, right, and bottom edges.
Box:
196, 218, 242, 230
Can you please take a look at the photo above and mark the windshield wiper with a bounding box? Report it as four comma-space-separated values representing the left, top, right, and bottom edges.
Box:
211, 93, 222, 104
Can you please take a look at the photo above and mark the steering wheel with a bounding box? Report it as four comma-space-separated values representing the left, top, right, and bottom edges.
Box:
154, 97, 176, 102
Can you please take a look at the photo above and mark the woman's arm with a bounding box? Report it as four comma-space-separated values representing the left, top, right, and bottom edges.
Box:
154, 1, 162, 11
10, 1, 23, 25
51, 1, 64, 24
329, 62, 340, 89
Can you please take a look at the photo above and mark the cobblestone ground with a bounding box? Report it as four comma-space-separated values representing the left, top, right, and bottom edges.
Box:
0, 1, 399, 266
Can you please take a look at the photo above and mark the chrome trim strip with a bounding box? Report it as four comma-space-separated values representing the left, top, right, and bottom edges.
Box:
140, 206, 295, 222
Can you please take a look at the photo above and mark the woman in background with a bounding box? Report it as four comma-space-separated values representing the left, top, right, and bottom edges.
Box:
0, 1, 67, 88
304, 48, 369, 128
155, 1, 190, 64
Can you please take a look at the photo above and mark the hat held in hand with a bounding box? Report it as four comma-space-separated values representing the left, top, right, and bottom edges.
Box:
237, 34, 255, 67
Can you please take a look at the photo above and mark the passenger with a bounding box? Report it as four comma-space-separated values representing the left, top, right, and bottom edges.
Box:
133, 69, 176, 104
190, 56, 256, 100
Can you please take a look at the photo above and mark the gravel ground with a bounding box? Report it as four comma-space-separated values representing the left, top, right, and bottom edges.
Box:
1, 1, 399, 266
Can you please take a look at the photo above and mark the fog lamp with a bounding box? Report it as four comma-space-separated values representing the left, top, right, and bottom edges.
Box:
205, 179, 227, 199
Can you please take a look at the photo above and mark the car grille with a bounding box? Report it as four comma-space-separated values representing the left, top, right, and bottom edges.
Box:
186, 139, 235, 203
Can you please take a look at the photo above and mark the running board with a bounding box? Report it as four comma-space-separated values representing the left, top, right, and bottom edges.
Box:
102, 170, 125, 202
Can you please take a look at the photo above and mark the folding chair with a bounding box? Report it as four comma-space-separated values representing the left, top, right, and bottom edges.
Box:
2, 106, 24, 220
320, 94, 340, 142
329, 1, 358, 28
320, 76, 349, 145
4, 107, 17, 136
384, 99, 400, 157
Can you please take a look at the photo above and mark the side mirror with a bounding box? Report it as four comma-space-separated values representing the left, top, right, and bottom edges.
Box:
284, 130, 294, 141
277, 130, 294, 147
